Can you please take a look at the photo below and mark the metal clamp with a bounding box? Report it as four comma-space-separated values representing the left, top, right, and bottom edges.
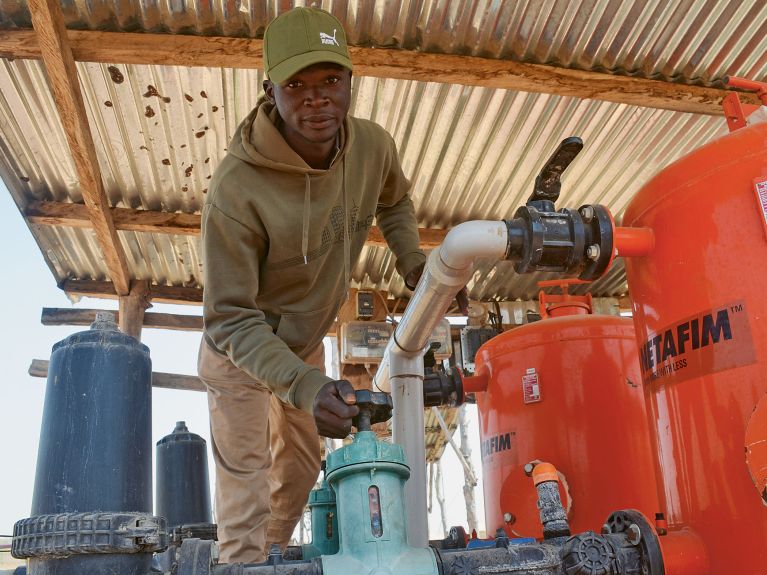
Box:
12, 512, 167, 559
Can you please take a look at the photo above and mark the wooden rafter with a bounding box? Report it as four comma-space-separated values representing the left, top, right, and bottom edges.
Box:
62, 279, 202, 305
0, 29, 756, 116
24, 200, 449, 249
58, 280, 458, 325
39, 307, 350, 337
57, 281, 469, 328
42, 307, 205, 331
25, 200, 201, 235
30, 359, 206, 392
26, 1, 131, 295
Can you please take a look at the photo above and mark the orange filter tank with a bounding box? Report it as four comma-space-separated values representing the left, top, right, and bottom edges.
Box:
473, 282, 658, 540
623, 116, 767, 573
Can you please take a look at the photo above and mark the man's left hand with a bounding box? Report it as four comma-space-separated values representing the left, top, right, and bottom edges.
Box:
405, 262, 470, 315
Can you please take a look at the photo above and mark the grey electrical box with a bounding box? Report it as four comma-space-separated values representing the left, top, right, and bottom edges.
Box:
460, 326, 497, 373
357, 291, 375, 319
341, 321, 393, 364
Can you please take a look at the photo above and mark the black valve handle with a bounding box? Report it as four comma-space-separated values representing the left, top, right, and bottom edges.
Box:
352, 390, 393, 432
528, 136, 583, 204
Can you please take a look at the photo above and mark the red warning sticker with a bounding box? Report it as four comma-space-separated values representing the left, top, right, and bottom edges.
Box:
522, 368, 541, 404
755, 180, 767, 240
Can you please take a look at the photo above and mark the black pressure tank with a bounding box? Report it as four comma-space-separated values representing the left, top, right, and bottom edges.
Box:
12, 313, 164, 575
156, 421, 213, 530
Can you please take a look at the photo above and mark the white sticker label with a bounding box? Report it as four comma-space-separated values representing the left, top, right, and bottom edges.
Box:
522, 367, 541, 404
756, 181, 767, 237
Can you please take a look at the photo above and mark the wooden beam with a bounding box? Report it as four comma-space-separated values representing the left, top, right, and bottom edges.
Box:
62, 279, 203, 305
618, 295, 633, 313
365, 225, 445, 250
59, 280, 470, 321
0, 29, 757, 116
38, 306, 349, 337
30, 359, 205, 392
118, 280, 150, 339
25, 200, 449, 248
42, 307, 204, 331
25, 200, 202, 235
26, 2, 131, 294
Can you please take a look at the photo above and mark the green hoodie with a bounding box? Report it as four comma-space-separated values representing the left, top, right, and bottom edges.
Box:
202, 99, 426, 414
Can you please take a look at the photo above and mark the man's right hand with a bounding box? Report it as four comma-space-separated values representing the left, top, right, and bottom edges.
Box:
313, 379, 360, 438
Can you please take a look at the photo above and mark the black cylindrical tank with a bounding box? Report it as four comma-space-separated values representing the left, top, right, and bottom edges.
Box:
156, 421, 213, 530
26, 313, 153, 575
31, 314, 152, 514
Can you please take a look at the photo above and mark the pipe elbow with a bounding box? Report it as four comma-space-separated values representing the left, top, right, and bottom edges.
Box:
439, 221, 510, 270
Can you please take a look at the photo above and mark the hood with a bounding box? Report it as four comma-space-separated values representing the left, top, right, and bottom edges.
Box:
227, 96, 353, 281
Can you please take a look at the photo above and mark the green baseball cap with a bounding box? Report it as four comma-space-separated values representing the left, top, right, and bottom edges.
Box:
263, 7, 353, 85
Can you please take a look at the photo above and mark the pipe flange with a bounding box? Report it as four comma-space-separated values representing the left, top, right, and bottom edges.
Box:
578, 205, 614, 280
12, 512, 167, 559
604, 510, 664, 575
511, 205, 545, 273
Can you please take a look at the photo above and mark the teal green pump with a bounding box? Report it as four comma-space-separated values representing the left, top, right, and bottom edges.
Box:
301, 466, 339, 559
322, 417, 438, 575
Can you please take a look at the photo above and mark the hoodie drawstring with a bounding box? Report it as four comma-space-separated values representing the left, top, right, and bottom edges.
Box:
302, 173, 311, 265
301, 147, 349, 298
342, 159, 350, 293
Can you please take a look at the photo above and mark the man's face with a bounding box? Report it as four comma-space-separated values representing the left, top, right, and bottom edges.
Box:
265, 63, 352, 150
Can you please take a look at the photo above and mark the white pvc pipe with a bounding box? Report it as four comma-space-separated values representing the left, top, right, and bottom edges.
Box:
438, 220, 510, 270
373, 220, 510, 548
390, 363, 428, 548
374, 221, 509, 394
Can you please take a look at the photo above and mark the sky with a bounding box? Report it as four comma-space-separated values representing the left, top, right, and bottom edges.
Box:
0, 186, 485, 543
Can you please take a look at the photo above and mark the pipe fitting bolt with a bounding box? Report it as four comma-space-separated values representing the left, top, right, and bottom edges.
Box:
580, 206, 595, 222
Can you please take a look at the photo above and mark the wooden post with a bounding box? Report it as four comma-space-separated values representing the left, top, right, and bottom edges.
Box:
298, 510, 308, 546
458, 405, 478, 534
119, 280, 151, 340
435, 461, 448, 537
428, 462, 435, 514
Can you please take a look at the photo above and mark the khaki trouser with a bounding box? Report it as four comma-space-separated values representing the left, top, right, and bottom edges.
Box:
197, 338, 323, 564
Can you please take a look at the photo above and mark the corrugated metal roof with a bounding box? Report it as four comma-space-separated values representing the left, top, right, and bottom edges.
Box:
0, 57, 725, 298
1, 1, 765, 85
0, 0, 762, 300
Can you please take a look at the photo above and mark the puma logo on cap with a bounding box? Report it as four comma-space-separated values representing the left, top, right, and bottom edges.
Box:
320, 29, 339, 46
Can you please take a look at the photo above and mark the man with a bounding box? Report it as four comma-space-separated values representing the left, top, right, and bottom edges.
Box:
198, 7, 427, 564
